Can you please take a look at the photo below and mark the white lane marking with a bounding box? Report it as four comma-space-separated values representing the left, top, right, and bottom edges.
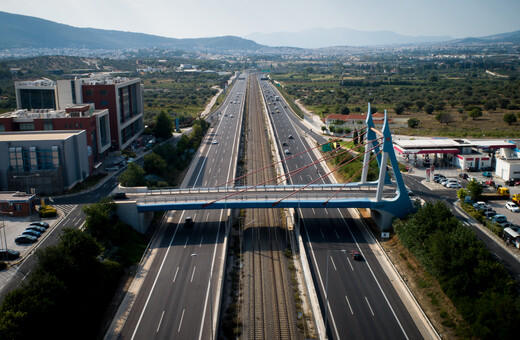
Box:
337, 208, 409, 339
324, 208, 329, 215
334, 229, 339, 239
365, 297, 375, 316
173, 267, 179, 283
312, 208, 316, 215
347, 257, 354, 271
199, 236, 204, 247
191, 266, 196, 282
130, 211, 185, 339
184, 236, 189, 249
209, 168, 212, 174
345, 295, 354, 315
157, 310, 165, 332
330, 256, 337, 271
178, 308, 185, 333
206, 214, 210, 222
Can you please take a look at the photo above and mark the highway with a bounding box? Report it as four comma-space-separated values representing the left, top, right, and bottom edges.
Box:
259, 77, 423, 340
117, 75, 247, 340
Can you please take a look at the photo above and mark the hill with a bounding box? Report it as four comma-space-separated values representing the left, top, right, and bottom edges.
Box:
0, 11, 264, 52
245, 27, 452, 48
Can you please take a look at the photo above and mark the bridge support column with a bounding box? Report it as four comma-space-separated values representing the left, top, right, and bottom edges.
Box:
375, 151, 388, 201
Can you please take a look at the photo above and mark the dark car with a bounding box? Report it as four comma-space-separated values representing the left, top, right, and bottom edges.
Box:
458, 173, 469, 180
26, 225, 45, 233
111, 192, 127, 200
351, 250, 362, 261
30, 221, 49, 229
22, 229, 41, 238
288, 135, 294, 139
15, 235, 38, 244
282, 142, 288, 146
185, 216, 194, 227
0, 249, 20, 260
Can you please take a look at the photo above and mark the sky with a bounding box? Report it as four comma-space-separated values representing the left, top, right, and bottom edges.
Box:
1, 0, 519, 39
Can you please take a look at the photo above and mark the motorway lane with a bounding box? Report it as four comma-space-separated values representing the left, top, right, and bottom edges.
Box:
260, 78, 422, 339
119, 75, 246, 340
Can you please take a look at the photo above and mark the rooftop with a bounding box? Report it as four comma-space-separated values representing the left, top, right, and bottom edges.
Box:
0, 130, 83, 142
0, 105, 107, 119
0, 191, 36, 202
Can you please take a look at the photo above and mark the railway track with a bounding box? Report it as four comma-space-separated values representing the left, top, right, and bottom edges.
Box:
241, 74, 298, 340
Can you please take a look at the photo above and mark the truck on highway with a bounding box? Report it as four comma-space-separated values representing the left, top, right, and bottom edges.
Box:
275, 96, 280, 101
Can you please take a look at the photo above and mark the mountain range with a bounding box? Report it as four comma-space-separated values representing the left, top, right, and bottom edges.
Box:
1, 11, 519, 52
245, 27, 452, 48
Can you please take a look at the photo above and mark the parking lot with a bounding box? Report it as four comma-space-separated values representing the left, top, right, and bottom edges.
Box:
1, 213, 60, 262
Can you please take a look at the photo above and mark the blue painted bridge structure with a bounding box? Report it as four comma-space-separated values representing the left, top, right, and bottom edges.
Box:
118, 106, 414, 231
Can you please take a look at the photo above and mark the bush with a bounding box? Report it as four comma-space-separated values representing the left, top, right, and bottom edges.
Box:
39, 205, 57, 218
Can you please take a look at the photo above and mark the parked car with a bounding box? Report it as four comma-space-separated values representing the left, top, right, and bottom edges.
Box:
26, 225, 45, 233
506, 202, 520, 212
482, 171, 493, 178
446, 182, 462, 188
444, 179, 459, 187
22, 229, 41, 238
15, 235, 38, 244
439, 178, 450, 186
485, 180, 496, 187
491, 215, 508, 224
473, 201, 488, 210
105, 165, 119, 171
466, 167, 478, 172
484, 210, 497, 219
30, 221, 49, 229
459, 173, 469, 180
0, 249, 20, 260
481, 166, 495, 171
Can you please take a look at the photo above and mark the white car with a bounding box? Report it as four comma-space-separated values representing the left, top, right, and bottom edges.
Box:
212, 140, 218, 144
505, 202, 520, 212
446, 182, 461, 188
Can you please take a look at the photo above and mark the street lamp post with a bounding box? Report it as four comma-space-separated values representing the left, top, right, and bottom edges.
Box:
0, 212, 14, 261
324, 249, 346, 339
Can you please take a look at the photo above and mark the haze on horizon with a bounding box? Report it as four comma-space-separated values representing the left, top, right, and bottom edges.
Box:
1, 0, 519, 40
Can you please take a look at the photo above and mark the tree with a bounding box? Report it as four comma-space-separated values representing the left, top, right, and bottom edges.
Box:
407, 117, 420, 128
415, 100, 426, 110
503, 113, 517, 125
118, 162, 146, 187
468, 107, 483, 120
424, 103, 435, 114
467, 179, 483, 201
353, 130, 359, 145
435, 112, 454, 125
340, 105, 350, 115
394, 103, 405, 115
143, 152, 167, 175
154, 111, 173, 139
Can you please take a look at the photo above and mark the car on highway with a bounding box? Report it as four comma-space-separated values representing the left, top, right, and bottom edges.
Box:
284, 149, 291, 155
482, 171, 493, 177
212, 139, 218, 144
30, 221, 49, 229
0, 249, 20, 260
282, 142, 288, 146
288, 135, 294, 139
351, 250, 362, 261
26, 225, 46, 233
22, 229, 42, 238
15, 235, 38, 244
185, 216, 193, 227
111, 192, 127, 200
506, 202, 520, 212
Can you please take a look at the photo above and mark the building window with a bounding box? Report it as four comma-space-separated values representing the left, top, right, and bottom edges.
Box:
85, 89, 93, 96
15, 204, 22, 211
100, 90, 108, 95
79, 123, 83, 129
19, 123, 35, 131
43, 119, 53, 130
0, 124, 4, 132
101, 100, 108, 106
